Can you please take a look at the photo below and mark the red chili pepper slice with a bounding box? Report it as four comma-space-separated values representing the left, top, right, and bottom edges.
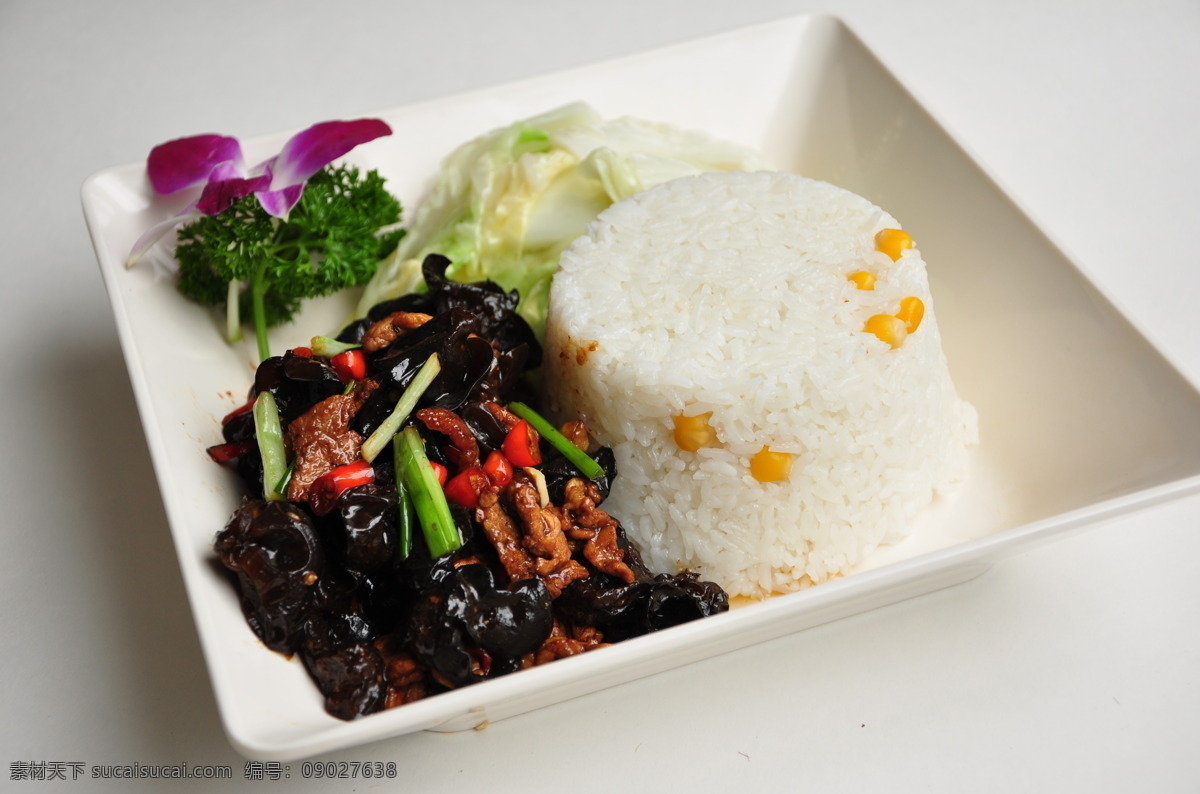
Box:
220, 398, 257, 426
292, 346, 314, 358
482, 450, 514, 488
330, 349, 367, 382
205, 439, 257, 463
444, 467, 488, 509
309, 460, 375, 515
503, 419, 541, 467
430, 461, 448, 487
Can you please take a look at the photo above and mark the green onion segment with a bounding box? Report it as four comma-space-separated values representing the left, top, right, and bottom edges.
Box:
393, 441, 415, 561
310, 335, 361, 357
396, 427, 460, 558
273, 460, 296, 499
360, 353, 441, 463
253, 392, 288, 501
508, 401, 605, 480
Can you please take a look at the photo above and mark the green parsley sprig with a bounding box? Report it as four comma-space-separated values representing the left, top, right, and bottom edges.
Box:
174, 164, 404, 360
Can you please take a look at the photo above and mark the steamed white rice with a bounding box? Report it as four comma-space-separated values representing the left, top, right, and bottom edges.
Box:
542, 171, 977, 597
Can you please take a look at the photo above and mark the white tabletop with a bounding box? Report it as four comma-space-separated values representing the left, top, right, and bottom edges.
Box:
3, 0, 1198, 791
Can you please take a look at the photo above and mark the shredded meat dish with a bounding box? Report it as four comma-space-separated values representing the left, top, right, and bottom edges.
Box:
209, 255, 728, 720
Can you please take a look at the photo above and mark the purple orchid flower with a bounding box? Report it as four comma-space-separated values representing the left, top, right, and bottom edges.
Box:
126, 118, 392, 266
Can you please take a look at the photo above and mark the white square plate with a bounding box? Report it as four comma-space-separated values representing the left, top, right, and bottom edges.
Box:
81, 14, 1200, 760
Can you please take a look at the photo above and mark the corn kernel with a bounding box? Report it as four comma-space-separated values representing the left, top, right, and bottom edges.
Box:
847, 271, 876, 290
897, 296, 925, 333
874, 228, 913, 261
750, 446, 793, 482
864, 314, 908, 349
673, 412, 714, 452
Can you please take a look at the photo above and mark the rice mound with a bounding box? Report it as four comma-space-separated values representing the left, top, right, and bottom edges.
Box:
542, 171, 977, 597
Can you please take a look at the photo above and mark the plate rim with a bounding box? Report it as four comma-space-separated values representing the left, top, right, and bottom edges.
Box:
79, 12, 1200, 760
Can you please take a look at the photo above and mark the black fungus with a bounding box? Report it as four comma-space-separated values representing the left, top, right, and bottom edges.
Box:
252, 351, 344, 422
214, 500, 324, 653
353, 307, 483, 436
459, 400, 510, 452
543, 446, 617, 503
353, 571, 411, 637
302, 642, 386, 720
420, 254, 542, 367
363, 254, 541, 365
213, 277, 730, 722
303, 610, 376, 657
411, 564, 553, 689
427, 334, 496, 410
327, 484, 398, 574
335, 316, 373, 346
557, 571, 728, 643
370, 307, 477, 385
220, 410, 264, 495
347, 387, 397, 440
393, 504, 484, 592
555, 524, 727, 642
366, 291, 436, 323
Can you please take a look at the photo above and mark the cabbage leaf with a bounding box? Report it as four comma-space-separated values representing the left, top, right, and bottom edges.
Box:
356, 102, 768, 338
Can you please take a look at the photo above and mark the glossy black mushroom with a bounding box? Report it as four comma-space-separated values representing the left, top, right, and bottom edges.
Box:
325, 484, 398, 574
302, 610, 376, 658
353, 308, 479, 436
393, 503, 486, 591
372, 305, 476, 375
365, 288, 437, 323
428, 334, 498, 409
410, 564, 553, 689
557, 570, 728, 643
459, 400, 510, 451
219, 409, 264, 495
419, 254, 542, 367
557, 528, 727, 641
334, 316, 374, 346
543, 446, 617, 503
362, 253, 540, 354
252, 350, 344, 422
302, 641, 386, 720
214, 499, 325, 653
212, 269, 732, 723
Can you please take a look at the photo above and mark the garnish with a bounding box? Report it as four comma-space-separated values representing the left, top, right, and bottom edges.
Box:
128, 119, 393, 262
128, 120, 402, 361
